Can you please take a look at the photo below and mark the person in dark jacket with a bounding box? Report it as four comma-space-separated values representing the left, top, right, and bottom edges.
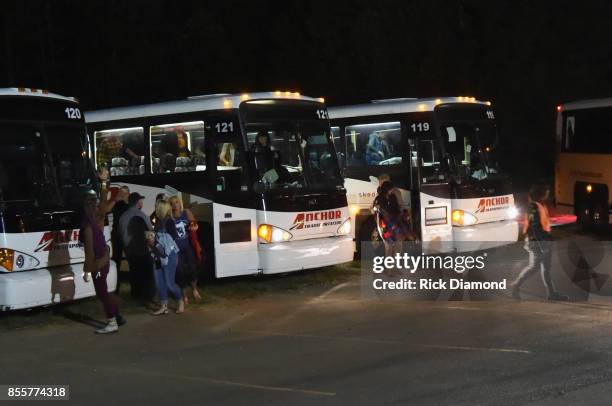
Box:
511, 184, 568, 301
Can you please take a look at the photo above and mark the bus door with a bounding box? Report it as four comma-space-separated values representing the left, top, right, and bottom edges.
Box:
408, 117, 453, 251
207, 118, 258, 277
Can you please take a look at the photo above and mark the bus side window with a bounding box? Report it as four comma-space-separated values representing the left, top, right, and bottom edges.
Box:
331, 126, 345, 168
214, 142, 242, 192
345, 122, 402, 167
94, 127, 144, 176
149, 121, 205, 173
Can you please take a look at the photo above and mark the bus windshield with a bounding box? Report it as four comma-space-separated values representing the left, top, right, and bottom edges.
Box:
0, 123, 95, 209
441, 121, 500, 181
246, 122, 342, 190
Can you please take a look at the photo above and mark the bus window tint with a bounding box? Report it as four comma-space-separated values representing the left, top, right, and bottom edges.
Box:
248, 129, 306, 188
95, 127, 144, 175
149, 121, 205, 173
46, 126, 94, 187
215, 142, 242, 191
443, 123, 498, 180
0, 125, 47, 205
331, 126, 345, 168
419, 136, 446, 183
344, 122, 402, 166
303, 130, 341, 186
563, 107, 612, 153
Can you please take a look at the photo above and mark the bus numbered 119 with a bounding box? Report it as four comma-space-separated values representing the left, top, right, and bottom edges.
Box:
328, 97, 519, 253
555, 98, 612, 229
0, 88, 116, 311
85, 92, 354, 278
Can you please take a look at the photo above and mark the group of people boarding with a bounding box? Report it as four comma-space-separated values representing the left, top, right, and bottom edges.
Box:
80, 168, 203, 334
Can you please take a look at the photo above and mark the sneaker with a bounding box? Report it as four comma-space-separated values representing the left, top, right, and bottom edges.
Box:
548, 292, 570, 302
176, 299, 185, 314
152, 304, 168, 316
95, 318, 118, 334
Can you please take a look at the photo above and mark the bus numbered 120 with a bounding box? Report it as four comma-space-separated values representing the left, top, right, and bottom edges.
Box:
85, 92, 354, 278
0, 88, 116, 311
328, 97, 519, 253
555, 98, 612, 228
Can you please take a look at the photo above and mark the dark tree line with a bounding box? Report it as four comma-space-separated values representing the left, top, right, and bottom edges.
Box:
1, 0, 611, 185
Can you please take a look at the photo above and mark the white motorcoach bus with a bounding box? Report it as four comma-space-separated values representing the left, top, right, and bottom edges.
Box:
85, 92, 354, 278
329, 97, 519, 252
0, 88, 116, 311
555, 98, 612, 228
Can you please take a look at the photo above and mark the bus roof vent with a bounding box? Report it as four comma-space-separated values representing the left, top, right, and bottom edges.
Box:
187, 93, 232, 100
370, 98, 418, 103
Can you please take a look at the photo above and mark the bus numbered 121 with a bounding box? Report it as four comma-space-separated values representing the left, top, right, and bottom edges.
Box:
328, 97, 519, 253
555, 98, 612, 229
85, 92, 354, 278
0, 88, 116, 311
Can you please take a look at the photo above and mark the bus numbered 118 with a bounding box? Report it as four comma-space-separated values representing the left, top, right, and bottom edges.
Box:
328, 97, 519, 253
555, 97, 612, 229
85, 92, 354, 278
0, 88, 116, 311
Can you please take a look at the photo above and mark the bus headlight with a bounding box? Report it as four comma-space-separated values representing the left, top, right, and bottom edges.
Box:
451, 210, 477, 226
258, 224, 293, 243
0, 248, 40, 272
506, 206, 519, 220
336, 218, 352, 235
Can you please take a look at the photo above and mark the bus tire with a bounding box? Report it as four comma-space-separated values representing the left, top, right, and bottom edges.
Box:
359, 217, 385, 257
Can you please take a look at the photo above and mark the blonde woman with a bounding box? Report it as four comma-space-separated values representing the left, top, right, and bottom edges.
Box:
168, 196, 202, 302
151, 200, 184, 314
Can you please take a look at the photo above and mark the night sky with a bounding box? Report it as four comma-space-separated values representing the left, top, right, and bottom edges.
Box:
2, 0, 611, 185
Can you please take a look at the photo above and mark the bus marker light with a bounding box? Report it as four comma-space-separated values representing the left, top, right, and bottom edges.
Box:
318, 97, 325, 103
435, 99, 442, 105
240, 93, 249, 101
350, 205, 360, 216
586, 184, 592, 193
0, 249, 15, 272
556, 105, 562, 112
223, 99, 232, 108
485, 101, 492, 106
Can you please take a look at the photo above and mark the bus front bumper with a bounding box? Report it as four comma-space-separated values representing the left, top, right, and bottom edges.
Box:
0, 262, 117, 311
258, 236, 355, 274
452, 220, 519, 252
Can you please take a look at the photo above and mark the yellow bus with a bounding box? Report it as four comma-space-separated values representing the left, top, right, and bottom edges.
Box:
555, 98, 612, 228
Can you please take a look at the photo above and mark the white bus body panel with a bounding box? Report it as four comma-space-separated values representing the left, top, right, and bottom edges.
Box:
450, 194, 519, 250
213, 202, 258, 278
419, 191, 453, 252
259, 236, 354, 274
0, 262, 117, 311
0, 228, 117, 311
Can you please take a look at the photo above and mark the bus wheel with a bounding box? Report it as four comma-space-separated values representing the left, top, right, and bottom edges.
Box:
592, 201, 609, 230
577, 201, 608, 230
577, 203, 593, 229
359, 217, 384, 257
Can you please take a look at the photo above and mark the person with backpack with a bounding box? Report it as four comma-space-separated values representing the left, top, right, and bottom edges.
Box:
511, 184, 569, 301
149, 200, 184, 315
